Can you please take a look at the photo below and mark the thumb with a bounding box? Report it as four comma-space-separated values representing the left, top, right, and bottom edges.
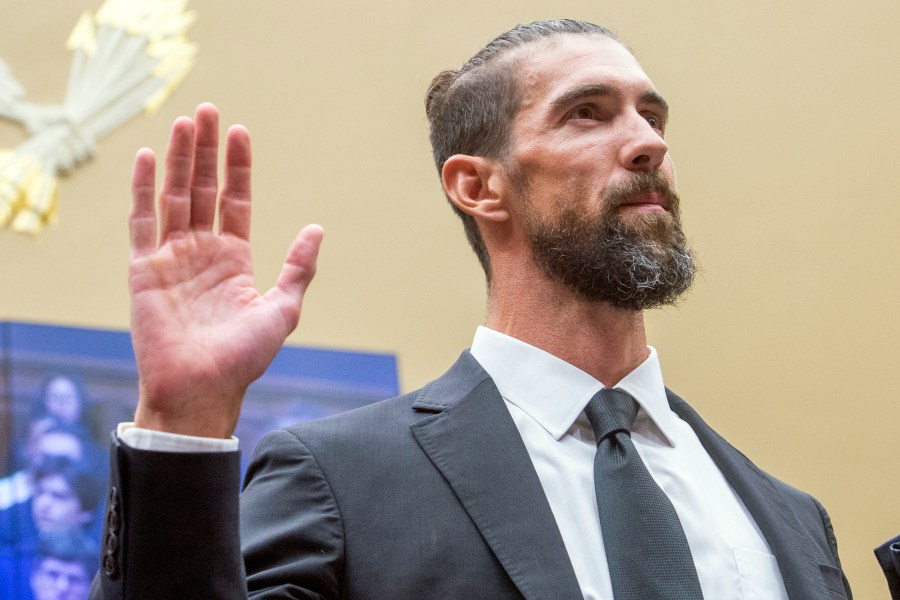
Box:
264, 224, 324, 331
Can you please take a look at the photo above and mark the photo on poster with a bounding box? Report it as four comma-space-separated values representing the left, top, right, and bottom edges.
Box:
0, 321, 398, 600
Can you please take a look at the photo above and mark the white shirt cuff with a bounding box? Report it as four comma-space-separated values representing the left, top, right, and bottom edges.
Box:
117, 422, 239, 453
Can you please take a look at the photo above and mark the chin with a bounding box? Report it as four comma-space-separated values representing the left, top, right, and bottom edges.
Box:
619, 210, 677, 240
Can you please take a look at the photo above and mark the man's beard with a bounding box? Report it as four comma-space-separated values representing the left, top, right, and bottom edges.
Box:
522, 171, 696, 311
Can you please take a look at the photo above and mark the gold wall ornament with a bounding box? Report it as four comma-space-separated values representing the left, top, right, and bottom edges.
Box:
0, 0, 197, 235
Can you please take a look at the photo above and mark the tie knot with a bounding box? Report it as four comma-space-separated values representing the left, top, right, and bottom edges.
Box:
585, 388, 640, 443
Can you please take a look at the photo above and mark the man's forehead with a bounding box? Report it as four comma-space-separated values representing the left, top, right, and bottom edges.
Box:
515, 34, 655, 98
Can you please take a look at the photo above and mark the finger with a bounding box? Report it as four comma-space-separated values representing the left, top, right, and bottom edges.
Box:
190, 103, 219, 230
130, 148, 158, 258
264, 224, 325, 332
219, 125, 252, 240
159, 116, 195, 241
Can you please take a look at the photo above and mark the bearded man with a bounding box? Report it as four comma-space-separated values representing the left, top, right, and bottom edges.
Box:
90, 19, 852, 600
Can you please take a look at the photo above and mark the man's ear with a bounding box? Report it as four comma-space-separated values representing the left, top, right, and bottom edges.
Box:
441, 155, 510, 222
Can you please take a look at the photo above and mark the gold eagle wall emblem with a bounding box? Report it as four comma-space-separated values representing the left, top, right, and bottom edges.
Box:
0, 0, 197, 234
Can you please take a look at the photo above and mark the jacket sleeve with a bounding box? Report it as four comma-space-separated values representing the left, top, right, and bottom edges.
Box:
875, 535, 900, 600
89, 433, 245, 600
89, 429, 344, 600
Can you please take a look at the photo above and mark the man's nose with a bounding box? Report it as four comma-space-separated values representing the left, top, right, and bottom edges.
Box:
620, 113, 668, 171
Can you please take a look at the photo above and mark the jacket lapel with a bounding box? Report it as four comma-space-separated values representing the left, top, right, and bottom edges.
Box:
410, 352, 583, 600
667, 390, 829, 600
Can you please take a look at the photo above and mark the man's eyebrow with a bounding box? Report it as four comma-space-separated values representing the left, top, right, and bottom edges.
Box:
549, 83, 618, 110
639, 90, 669, 116
549, 84, 670, 117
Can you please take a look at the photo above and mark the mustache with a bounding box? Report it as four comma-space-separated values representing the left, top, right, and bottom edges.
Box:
601, 172, 680, 214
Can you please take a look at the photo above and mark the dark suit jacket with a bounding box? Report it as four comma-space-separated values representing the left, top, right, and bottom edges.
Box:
876, 535, 900, 599
90, 351, 852, 599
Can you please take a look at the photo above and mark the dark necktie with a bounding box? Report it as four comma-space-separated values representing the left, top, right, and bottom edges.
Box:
585, 387, 704, 600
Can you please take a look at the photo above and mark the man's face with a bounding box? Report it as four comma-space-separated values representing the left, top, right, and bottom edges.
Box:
30, 557, 91, 600
503, 35, 694, 308
44, 377, 82, 424
31, 474, 90, 533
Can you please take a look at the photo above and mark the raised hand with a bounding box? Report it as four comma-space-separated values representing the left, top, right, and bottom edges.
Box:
128, 103, 323, 438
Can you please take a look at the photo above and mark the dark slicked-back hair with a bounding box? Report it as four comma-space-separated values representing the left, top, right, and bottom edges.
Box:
425, 19, 623, 281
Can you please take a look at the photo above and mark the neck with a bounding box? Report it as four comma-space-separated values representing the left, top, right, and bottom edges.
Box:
484, 267, 649, 387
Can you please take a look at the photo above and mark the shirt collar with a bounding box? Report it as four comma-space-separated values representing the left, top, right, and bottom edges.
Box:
469, 326, 678, 446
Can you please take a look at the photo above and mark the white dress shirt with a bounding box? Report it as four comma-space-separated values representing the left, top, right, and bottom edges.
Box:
122, 327, 789, 599
469, 326, 788, 600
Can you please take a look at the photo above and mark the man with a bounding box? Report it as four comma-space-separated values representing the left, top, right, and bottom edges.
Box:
90, 19, 851, 599
1, 456, 104, 550
30, 530, 97, 600
0, 422, 101, 512
29, 458, 102, 537
1, 458, 103, 600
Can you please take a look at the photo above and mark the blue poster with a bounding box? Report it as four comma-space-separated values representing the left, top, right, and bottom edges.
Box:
0, 321, 397, 600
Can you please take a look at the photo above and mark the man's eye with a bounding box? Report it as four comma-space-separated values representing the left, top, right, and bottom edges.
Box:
570, 106, 598, 120
644, 114, 665, 132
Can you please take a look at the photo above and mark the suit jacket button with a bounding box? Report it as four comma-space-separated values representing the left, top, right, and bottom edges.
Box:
105, 531, 119, 555
106, 509, 120, 533
103, 554, 118, 578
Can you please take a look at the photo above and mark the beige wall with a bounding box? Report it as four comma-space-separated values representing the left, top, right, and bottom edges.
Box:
2, 0, 898, 596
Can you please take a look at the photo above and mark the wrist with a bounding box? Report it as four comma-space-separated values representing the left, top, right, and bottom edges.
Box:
134, 401, 239, 439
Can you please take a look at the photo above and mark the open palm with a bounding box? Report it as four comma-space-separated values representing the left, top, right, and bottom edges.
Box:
129, 104, 323, 438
